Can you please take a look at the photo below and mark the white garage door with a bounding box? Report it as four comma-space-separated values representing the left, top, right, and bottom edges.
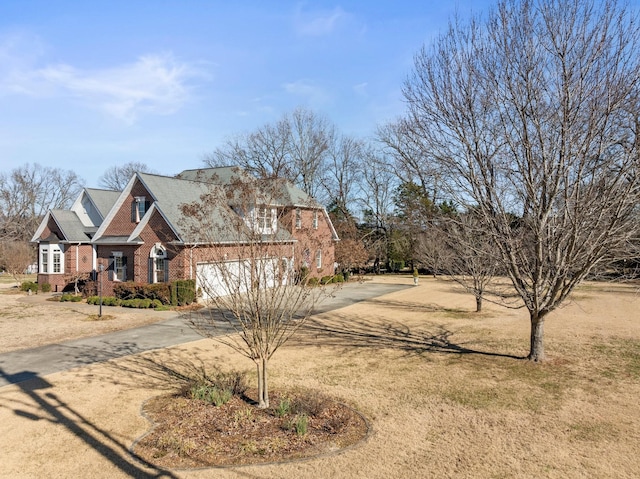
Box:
196, 257, 292, 302
196, 259, 250, 301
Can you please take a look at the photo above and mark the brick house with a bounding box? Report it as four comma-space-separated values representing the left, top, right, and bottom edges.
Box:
31, 167, 338, 298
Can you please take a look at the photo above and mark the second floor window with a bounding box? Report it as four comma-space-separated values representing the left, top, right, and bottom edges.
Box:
257, 207, 269, 230
295, 208, 301, 229
133, 196, 147, 223
313, 211, 318, 229
255, 207, 276, 234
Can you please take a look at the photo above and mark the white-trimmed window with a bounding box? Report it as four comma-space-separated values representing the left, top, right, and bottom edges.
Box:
39, 244, 64, 274
295, 208, 301, 229
133, 196, 147, 223
149, 244, 168, 283
313, 211, 318, 229
41, 248, 49, 273
110, 252, 127, 282
254, 206, 277, 234
316, 249, 322, 269
53, 248, 62, 273
257, 207, 269, 230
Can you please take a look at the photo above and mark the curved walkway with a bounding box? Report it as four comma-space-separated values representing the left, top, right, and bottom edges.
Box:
0, 282, 410, 386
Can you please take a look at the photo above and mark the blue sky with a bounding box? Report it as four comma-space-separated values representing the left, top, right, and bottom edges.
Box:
1, 1, 494, 187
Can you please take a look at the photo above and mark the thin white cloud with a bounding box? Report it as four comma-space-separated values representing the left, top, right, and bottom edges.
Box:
38, 54, 202, 124
293, 5, 347, 36
282, 80, 331, 106
0, 33, 206, 124
353, 82, 368, 96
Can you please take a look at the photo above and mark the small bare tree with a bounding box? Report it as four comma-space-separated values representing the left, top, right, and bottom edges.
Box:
98, 161, 157, 190
0, 241, 35, 286
181, 174, 335, 408
437, 212, 500, 312
403, 0, 640, 360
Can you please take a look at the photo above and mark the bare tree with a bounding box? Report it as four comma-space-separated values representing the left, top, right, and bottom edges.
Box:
322, 134, 364, 216
403, 0, 640, 360
181, 174, 335, 408
357, 146, 398, 272
377, 118, 443, 206
98, 161, 157, 190
0, 163, 84, 242
437, 212, 500, 312
204, 107, 333, 202
0, 241, 35, 286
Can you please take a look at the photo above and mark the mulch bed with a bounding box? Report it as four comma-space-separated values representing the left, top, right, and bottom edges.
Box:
132, 389, 369, 469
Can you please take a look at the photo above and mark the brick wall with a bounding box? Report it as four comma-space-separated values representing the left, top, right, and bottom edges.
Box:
102, 181, 151, 236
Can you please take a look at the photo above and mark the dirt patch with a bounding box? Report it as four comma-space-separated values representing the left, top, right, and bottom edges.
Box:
134, 388, 368, 469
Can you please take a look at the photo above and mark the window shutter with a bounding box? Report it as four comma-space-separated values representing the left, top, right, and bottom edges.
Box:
164, 259, 169, 283
131, 201, 136, 222
148, 258, 154, 283
122, 256, 128, 281
108, 257, 115, 281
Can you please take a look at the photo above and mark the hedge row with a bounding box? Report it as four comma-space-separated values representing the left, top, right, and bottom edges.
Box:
86, 296, 169, 310
113, 280, 196, 306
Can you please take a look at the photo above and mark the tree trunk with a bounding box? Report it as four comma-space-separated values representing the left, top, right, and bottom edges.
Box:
256, 357, 269, 408
528, 312, 545, 361
475, 294, 482, 313
262, 357, 269, 408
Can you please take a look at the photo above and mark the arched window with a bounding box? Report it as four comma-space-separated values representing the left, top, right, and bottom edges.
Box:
149, 243, 168, 283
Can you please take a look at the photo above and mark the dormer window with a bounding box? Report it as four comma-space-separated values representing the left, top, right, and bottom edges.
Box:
133, 196, 147, 223
313, 211, 318, 229
254, 206, 277, 234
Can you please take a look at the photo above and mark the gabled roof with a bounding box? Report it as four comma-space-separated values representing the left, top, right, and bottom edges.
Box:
36, 166, 329, 247
30, 209, 94, 243
137, 173, 295, 244
85, 188, 121, 219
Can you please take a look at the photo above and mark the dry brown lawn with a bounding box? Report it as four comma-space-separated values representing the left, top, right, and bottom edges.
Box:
0, 275, 639, 478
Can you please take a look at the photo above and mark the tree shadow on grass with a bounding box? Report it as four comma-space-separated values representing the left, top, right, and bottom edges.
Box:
296, 313, 524, 359
0, 368, 177, 478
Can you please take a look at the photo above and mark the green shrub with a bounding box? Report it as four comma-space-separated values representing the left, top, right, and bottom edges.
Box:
307, 277, 319, 286
283, 414, 309, 435
274, 398, 291, 417
172, 279, 196, 306
88, 296, 120, 306
320, 275, 332, 285
333, 274, 344, 283
40, 283, 52, 293
60, 294, 82, 302
103, 296, 120, 306
189, 384, 233, 407
151, 299, 163, 309
294, 414, 308, 436
20, 281, 38, 293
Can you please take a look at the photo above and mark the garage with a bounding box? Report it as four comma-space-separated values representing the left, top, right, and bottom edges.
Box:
196, 257, 292, 301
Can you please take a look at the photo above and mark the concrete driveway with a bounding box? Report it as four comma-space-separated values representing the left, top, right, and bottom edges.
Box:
0, 282, 409, 386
